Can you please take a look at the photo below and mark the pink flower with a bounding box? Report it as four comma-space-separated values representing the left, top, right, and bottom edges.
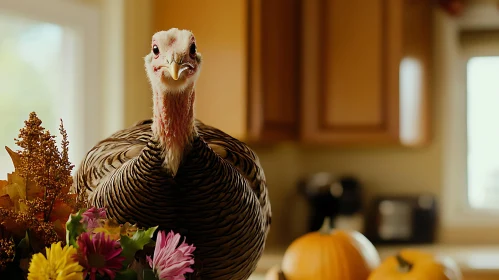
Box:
77, 231, 125, 280
82, 207, 107, 221
147, 230, 196, 280
81, 207, 107, 232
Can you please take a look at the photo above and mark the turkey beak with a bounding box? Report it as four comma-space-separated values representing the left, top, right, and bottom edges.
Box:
169, 62, 180, 81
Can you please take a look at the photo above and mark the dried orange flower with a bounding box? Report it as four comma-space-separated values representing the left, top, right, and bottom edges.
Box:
0, 237, 15, 270
0, 112, 83, 271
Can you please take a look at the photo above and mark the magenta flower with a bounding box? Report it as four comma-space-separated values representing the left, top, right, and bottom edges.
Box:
81, 207, 107, 232
147, 230, 196, 280
77, 231, 125, 280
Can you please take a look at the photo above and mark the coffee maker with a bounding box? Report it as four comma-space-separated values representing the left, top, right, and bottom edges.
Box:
298, 172, 364, 233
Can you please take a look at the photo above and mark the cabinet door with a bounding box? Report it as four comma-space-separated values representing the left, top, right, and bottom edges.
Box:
247, 0, 301, 143
301, 0, 431, 146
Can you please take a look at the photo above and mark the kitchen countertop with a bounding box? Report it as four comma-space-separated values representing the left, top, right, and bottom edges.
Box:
252, 244, 499, 276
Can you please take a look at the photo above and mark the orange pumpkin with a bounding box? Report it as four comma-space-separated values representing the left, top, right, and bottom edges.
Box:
281, 218, 380, 280
368, 249, 462, 280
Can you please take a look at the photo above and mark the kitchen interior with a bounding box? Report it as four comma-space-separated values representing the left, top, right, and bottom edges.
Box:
2, 0, 499, 279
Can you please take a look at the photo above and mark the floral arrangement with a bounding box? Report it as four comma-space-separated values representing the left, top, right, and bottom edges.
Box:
0, 112, 196, 280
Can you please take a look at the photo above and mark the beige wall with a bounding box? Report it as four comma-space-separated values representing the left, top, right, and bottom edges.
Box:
252, 85, 444, 249
152, 0, 249, 140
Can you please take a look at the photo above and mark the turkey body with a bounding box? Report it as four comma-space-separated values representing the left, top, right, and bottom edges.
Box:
73, 119, 271, 280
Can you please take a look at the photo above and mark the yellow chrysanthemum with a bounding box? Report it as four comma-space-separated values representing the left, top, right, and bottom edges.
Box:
27, 241, 84, 280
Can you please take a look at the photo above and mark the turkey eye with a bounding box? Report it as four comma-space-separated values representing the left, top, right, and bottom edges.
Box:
152, 45, 159, 55
189, 43, 196, 57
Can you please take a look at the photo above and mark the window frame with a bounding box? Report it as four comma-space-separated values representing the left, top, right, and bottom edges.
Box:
440, 2, 499, 227
463, 52, 499, 211
0, 0, 102, 169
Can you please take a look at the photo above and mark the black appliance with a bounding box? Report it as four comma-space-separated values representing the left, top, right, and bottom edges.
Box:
298, 173, 363, 232
365, 194, 438, 245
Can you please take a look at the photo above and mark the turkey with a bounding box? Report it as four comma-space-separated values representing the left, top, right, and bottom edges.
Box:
73, 28, 271, 279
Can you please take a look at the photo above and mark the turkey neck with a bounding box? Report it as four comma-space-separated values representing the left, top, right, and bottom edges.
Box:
152, 87, 197, 175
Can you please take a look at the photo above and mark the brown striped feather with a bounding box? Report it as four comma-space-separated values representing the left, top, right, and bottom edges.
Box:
72, 118, 271, 280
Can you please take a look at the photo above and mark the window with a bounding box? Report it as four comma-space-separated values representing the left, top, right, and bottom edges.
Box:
0, 0, 101, 179
466, 56, 499, 210
440, 2, 499, 227
0, 14, 67, 177
460, 30, 499, 214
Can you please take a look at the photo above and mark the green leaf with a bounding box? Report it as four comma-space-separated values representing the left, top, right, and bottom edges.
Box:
15, 231, 31, 265
65, 208, 86, 247
120, 226, 158, 267
14, 231, 29, 261
142, 268, 158, 280
17, 231, 30, 249
114, 268, 138, 280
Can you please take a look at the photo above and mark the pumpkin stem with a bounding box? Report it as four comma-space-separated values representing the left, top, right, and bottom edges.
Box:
318, 217, 332, 234
396, 254, 413, 273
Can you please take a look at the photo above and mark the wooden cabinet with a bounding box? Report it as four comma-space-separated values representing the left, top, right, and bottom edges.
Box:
153, 0, 432, 146
247, 0, 301, 142
301, 0, 432, 146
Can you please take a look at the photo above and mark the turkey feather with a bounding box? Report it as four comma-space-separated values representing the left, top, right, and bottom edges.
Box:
74, 119, 271, 279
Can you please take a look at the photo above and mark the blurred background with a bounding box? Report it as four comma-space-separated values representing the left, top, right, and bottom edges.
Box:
2, 0, 499, 273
